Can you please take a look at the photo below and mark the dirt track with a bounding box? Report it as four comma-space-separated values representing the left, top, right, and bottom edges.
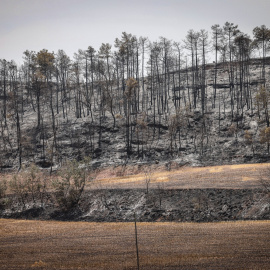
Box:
0, 219, 269, 269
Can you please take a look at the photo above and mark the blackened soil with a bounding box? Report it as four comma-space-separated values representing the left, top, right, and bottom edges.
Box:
1, 188, 269, 222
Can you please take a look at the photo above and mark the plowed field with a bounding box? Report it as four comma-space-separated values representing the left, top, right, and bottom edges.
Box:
0, 219, 269, 269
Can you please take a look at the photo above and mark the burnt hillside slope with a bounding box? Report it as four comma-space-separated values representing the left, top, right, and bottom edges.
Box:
1, 57, 270, 170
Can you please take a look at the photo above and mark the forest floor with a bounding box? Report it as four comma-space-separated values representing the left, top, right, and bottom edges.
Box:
0, 219, 269, 270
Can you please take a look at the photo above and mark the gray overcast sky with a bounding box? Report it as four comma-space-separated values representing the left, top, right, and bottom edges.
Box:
1, 0, 269, 64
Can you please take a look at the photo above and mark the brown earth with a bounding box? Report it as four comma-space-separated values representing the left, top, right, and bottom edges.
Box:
0, 219, 269, 270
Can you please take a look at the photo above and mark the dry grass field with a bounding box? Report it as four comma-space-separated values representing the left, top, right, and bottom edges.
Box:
1, 162, 269, 191
91, 163, 270, 189
0, 219, 270, 269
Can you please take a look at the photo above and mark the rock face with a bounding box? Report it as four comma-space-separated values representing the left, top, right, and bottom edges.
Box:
1, 58, 270, 170
1, 189, 269, 222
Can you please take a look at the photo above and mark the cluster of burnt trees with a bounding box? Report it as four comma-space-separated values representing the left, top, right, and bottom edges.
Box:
0, 23, 270, 169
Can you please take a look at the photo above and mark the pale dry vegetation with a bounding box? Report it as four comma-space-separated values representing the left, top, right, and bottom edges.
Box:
91, 162, 270, 189
2, 162, 269, 193
0, 158, 94, 211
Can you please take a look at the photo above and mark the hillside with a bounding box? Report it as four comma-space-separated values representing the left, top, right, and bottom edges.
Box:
1, 56, 270, 171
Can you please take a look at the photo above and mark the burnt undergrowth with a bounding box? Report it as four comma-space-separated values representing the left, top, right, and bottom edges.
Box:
1, 188, 269, 222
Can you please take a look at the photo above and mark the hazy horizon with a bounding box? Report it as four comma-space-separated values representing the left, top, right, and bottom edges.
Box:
1, 0, 269, 64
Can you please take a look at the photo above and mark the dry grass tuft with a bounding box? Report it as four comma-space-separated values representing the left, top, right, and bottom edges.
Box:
31, 260, 47, 268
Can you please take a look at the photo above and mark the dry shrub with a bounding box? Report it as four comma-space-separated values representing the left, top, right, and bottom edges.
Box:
259, 166, 270, 194
144, 167, 153, 194
115, 164, 127, 177
9, 170, 29, 208
0, 177, 7, 209
228, 123, 237, 137
9, 164, 49, 208
0, 177, 7, 199
52, 157, 93, 210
